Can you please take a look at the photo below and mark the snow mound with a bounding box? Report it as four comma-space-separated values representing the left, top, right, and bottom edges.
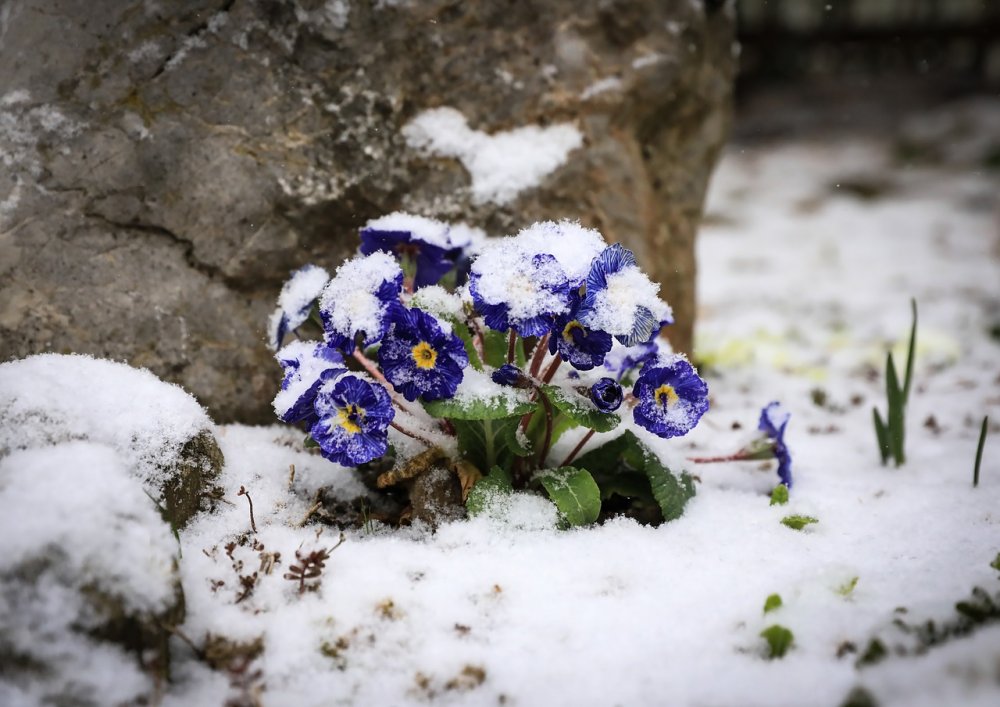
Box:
0, 442, 181, 706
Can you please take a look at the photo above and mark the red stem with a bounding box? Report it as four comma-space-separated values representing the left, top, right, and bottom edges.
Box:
541, 353, 563, 384
507, 330, 517, 365
390, 420, 436, 448
528, 333, 551, 378
560, 428, 595, 468
687, 451, 756, 464
537, 389, 555, 467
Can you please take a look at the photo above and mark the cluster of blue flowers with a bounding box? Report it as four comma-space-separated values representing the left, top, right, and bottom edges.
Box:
269, 215, 711, 472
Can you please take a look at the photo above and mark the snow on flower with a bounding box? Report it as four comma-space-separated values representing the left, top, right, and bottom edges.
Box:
579, 243, 673, 346
589, 377, 623, 413
469, 245, 572, 337
603, 338, 666, 381
378, 306, 469, 402
632, 355, 709, 439
512, 220, 608, 287
759, 401, 793, 488
267, 264, 330, 350
318, 252, 403, 352
548, 291, 613, 371
272, 341, 345, 425
310, 374, 394, 466
360, 212, 463, 288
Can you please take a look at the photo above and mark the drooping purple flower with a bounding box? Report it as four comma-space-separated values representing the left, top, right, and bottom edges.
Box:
578, 244, 673, 346
469, 245, 573, 337
548, 292, 613, 371
272, 341, 345, 426
491, 363, 526, 388
589, 378, 623, 413
759, 401, 793, 488
632, 355, 709, 439
318, 252, 403, 353
267, 264, 330, 350
310, 374, 394, 466
360, 213, 463, 288
378, 306, 469, 402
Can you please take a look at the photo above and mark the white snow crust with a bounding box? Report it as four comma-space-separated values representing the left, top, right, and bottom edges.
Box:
267, 264, 330, 349
363, 212, 452, 248
318, 252, 402, 341
403, 107, 583, 205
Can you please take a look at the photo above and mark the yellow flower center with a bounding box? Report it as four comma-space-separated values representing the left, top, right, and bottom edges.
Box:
411, 341, 438, 370
562, 320, 586, 343
337, 404, 364, 434
654, 384, 679, 408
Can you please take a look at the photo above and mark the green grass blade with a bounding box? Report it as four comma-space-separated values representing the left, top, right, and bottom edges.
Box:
873, 407, 890, 465
974, 416, 988, 488
902, 298, 918, 404
886, 352, 905, 466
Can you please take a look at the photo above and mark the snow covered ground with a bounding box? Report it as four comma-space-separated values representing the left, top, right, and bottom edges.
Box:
160, 101, 1000, 706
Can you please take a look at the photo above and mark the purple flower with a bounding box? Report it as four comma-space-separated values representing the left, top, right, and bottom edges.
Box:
469, 246, 573, 337
603, 339, 662, 382
632, 356, 709, 439
579, 244, 673, 346
378, 306, 469, 402
759, 401, 793, 488
360, 213, 462, 288
548, 292, 613, 371
310, 374, 394, 466
267, 264, 330, 350
589, 378, 623, 413
491, 363, 525, 387
272, 341, 345, 426
318, 253, 403, 353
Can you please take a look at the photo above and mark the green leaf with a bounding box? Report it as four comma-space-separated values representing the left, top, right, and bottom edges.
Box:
781, 514, 819, 531
304, 435, 319, 449
424, 393, 536, 420
573, 430, 636, 472
499, 419, 532, 457
902, 297, 917, 403
466, 466, 513, 516
760, 625, 794, 659
769, 484, 789, 506
595, 471, 651, 501
836, 576, 859, 597
641, 447, 696, 522
989, 553, 1000, 573
872, 407, 890, 465
886, 352, 905, 466
482, 329, 509, 368
763, 594, 783, 614
974, 415, 988, 488
542, 385, 621, 433
537, 466, 602, 527
452, 416, 528, 473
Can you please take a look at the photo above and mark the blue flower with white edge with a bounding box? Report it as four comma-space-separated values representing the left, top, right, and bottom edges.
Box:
579, 243, 674, 346
548, 291, 613, 371
360, 213, 462, 288
378, 306, 469, 402
272, 341, 345, 425
603, 338, 664, 382
267, 264, 330, 350
318, 252, 403, 353
759, 401, 793, 488
310, 374, 394, 466
632, 355, 709, 439
469, 244, 573, 337
589, 378, 623, 413
491, 363, 526, 388
512, 220, 608, 288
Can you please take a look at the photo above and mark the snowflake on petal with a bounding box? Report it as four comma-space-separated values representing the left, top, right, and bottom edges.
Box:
267, 264, 330, 350
318, 253, 403, 353
378, 306, 469, 402
632, 355, 709, 439
272, 341, 345, 425
310, 374, 394, 466
548, 291, 613, 371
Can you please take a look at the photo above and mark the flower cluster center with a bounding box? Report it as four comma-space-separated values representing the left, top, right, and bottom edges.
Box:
562, 320, 586, 343
337, 404, 365, 434
411, 341, 438, 370
655, 383, 679, 408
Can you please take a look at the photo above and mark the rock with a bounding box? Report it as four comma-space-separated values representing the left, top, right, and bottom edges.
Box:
0, 0, 735, 422
409, 466, 466, 529
0, 353, 224, 528
0, 442, 184, 706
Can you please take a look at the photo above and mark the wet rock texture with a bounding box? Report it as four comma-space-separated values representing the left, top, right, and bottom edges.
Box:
0, 0, 735, 422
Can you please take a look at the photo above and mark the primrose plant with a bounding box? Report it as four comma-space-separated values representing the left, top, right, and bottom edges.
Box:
269, 214, 788, 527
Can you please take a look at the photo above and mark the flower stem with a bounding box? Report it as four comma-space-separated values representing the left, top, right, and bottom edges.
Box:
507, 330, 517, 365
687, 451, 756, 464
390, 420, 437, 448
560, 428, 595, 468
541, 353, 563, 384
528, 333, 550, 378
537, 388, 555, 468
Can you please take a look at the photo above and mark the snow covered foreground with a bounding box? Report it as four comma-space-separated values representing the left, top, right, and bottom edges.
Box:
5, 101, 1000, 706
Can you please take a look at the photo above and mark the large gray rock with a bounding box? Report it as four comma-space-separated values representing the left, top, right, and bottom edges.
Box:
0, 0, 735, 423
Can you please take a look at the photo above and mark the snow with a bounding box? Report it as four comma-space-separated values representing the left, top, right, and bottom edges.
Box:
0, 353, 213, 488
451, 367, 534, 416
580, 76, 623, 100
363, 212, 452, 249
513, 220, 608, 285
403, 107, 583, 205
408, 285, 465, 321
318, 252, 402, 342
267, 264, 330, 349
583, 264, 673, 337
470, 238, 572, 320
0, 442, 179, 706
3, 102, 1000, 706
